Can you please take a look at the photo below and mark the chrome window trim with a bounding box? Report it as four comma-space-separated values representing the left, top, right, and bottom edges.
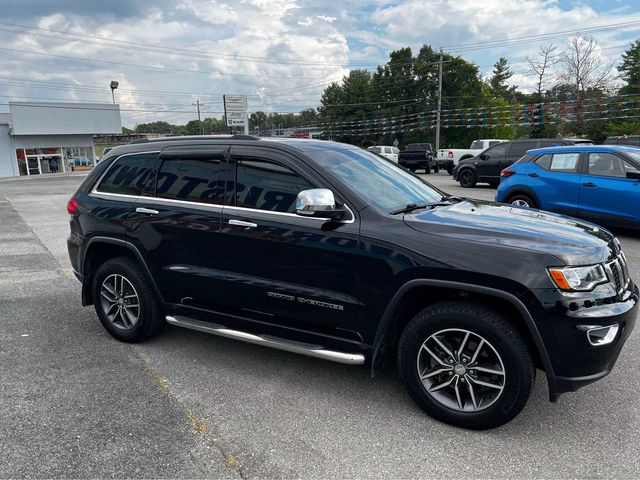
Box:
139, 195, 224, 212
223, 203, 356, 224
90, 149, 356, 224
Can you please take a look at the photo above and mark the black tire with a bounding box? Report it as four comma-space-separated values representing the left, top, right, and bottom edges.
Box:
425, 165, 431, 174
397, 301, 535, 430
446, 167, 453, 175
92, 256, 165, 343
409, 167, 417, 173
458, 169, 476, 188
508, 194, 536, 208
433, 164, 440, 173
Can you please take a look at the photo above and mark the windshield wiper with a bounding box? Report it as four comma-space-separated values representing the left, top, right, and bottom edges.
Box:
389, 203, 428, 215
390, 198, 463, 215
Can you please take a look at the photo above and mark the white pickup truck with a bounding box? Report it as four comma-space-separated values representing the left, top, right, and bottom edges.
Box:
437, 139, 507, 174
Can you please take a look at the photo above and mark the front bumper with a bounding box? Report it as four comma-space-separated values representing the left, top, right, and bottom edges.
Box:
529, 282, 638, 398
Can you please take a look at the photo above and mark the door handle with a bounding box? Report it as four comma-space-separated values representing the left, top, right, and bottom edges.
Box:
582, 182, 597, 188
528, 173, 539, 178
229, 219, 258, 229
135, 207, 159, 215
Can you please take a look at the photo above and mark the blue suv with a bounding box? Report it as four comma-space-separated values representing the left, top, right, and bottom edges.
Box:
496, 145, 640, 229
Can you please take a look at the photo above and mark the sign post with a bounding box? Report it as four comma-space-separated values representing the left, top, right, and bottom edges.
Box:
223, 94, 248, 135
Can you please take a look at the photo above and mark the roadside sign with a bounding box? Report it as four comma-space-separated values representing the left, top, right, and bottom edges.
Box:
393, 138, 399, 147
223, 95, 248, 128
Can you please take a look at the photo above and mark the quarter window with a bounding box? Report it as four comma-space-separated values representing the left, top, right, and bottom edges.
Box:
156, 159, 223, 204
234, 158, 314, 213
97, 153, 158, 196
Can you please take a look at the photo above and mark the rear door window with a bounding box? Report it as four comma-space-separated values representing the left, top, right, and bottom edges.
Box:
550, 153, 579, 173
97, 153, 159, 196
508, 141, 537, 159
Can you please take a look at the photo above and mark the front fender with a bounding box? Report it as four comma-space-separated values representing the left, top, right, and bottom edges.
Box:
370, 279, 556, 395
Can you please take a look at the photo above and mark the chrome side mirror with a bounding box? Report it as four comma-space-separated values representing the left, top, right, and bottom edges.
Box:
295, 188, 347, 221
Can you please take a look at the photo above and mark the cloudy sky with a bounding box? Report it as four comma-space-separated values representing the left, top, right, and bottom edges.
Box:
1, 0, 639, 128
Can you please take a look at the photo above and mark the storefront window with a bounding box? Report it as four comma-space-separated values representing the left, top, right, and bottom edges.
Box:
64, 146, 94, 171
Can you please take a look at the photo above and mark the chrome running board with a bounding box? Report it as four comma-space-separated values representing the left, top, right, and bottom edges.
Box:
165, 315, 365, 365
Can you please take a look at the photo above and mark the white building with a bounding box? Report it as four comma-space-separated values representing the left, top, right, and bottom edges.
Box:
0, 101, 122, 178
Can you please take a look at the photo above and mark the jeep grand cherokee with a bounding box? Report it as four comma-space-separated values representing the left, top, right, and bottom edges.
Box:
67, 135, 637, 429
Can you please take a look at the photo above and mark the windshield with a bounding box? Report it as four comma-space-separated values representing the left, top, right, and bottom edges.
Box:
307, 147, 444, 211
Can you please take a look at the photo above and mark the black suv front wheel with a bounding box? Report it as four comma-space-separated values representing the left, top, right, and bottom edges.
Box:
92, 257, 165, 343
398, 301, 535, 429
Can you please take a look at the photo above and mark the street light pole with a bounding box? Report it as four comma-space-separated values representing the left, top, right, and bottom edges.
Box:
435, 50, 443, 152
109, 80, 119, 104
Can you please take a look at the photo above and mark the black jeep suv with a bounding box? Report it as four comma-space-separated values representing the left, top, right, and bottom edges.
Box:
67, 135, 636, 429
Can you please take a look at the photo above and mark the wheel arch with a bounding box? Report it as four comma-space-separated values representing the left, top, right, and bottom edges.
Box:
81, 237, 164, 307
502, 186, 541, 207
459, 154, 474, 161
370, 279, 555, 391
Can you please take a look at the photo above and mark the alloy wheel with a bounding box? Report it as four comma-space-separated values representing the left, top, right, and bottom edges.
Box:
511, 199, 530, 207
459, 170, 474, 187
100, 274, 140, 330
416, 328, 506, 412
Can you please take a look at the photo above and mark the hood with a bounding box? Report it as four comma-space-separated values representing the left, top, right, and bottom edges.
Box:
404, 199, 618, 265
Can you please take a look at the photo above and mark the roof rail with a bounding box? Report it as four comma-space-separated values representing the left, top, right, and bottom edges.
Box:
128, 134, 260, 144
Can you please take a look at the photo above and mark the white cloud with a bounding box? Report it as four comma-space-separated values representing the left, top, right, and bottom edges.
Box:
0, 0, 637, 126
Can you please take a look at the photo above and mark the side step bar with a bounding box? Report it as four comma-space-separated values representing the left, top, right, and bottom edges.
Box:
165, 315, 366, 365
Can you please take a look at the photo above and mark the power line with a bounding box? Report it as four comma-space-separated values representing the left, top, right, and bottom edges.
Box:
441, 19, 640, 52
0, 21, 376, 68
0, 46, 330, 80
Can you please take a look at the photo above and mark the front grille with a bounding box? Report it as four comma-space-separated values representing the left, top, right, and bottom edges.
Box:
606, 254, 630, 294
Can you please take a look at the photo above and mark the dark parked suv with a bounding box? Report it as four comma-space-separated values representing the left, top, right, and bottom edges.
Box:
453, 138, 593, 187
67, 135, 636, 429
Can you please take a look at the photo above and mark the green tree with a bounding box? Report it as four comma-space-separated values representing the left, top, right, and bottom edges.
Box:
619, 39, 640, 94
489, 57, 517, 100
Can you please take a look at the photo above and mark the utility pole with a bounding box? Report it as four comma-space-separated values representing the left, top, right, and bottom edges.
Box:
435, 49, 444, 152
192, 100, 203, 135
511, 92, 517, 139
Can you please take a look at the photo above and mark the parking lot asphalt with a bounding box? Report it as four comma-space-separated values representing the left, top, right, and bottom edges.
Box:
1, 171, 639, 478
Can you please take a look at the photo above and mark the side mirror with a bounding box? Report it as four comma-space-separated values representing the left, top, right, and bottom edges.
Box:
479, 153, 488, 160
296, 189, 347, 221
626, 171, 640, 180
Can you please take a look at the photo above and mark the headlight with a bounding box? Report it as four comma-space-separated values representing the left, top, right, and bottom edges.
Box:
548, 264, 607, 291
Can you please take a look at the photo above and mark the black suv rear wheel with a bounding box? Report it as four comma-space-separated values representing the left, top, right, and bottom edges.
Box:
92, 257, 164, 343
458, 169, 476, 188
397, 301, 534, 429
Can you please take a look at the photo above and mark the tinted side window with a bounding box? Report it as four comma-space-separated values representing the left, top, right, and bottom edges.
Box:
484, 142, 509, 159
550, 153, 579, 173
539, 140, 565, 148
488, 141, 502, 147
509, 141, 537, 158
235, 158, 314, 213
98, 153, 158, 196
156, 159, 222, 204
